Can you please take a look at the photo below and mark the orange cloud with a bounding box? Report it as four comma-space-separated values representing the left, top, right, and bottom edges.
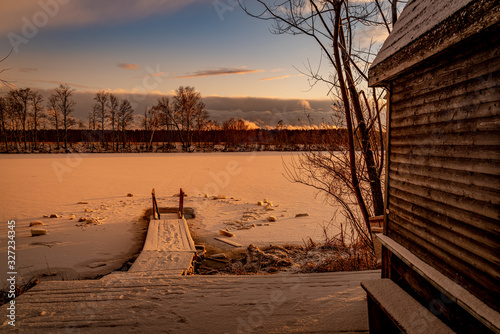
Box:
259, 75, 292, 81
117, 63, 139, 70
174, 68, 264, 79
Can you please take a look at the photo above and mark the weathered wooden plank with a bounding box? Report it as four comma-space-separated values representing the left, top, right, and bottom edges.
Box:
387, 220, 499, 283
391, 94, 499, 125
369, 0, 500, 87
129, 251, 194, 273
379, 235, 500, 331
389, 167, 500, 205
361, 279, 455, 333
387, 193, 498, 248
1, 271, 381, 333
388, 186, 499, 235
388, 195, 499, 262
391, 127, 499, 148
142, 219, 196, 252
390, 99, 498, 129
129, 218, 196, 275
18, 319, 139, 330
387, 221, 500, 314
392, 70, 500, 109
214, 237, 243, 247
391, 129, 500, 147
29, 279, 104, 289
389, 178, 500, 223
387, 202, 500, 273
390, 145, 500, 166
390, 35, 500, 104
391, 115, 500, 138
391, 42, 500, 96
392, 68, 500, 110
390, 152, 499, 175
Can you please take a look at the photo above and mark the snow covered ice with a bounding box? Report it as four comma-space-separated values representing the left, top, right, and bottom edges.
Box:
0, 152, 341, 285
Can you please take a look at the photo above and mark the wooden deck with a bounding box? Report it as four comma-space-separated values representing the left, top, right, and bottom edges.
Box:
1, 270, 380, 333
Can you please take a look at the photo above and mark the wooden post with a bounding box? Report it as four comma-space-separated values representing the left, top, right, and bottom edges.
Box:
152, 188, 156, 220
151, 188, 160, 220
179, 188, 184, 219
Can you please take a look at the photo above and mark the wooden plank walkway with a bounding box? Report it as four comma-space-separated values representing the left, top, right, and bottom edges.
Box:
1, 270, 380, 333
129, 217, 196, 275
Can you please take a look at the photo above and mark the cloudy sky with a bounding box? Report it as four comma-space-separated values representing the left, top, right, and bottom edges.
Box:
0, 0, 389, 127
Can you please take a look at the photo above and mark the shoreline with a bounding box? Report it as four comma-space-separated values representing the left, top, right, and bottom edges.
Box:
0, 141, 342, 155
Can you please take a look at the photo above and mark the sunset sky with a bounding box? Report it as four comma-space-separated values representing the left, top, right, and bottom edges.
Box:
0, 0, 389, 127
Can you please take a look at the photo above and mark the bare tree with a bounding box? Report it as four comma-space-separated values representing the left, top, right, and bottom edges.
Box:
47, 95, 61, 150
87, 107, 96, 149
241, 0, 402, 248
93, 91, 109, 147
154, 86, 207, 152
51, 84, 76, 151
8, 88, 31, 150
147, 106, 160, 151
108, 93, 119, 151
222, 118, 249, 150
155, 96, 174, 150
0, 48, 15, 88
30, 91, 44, 151
205, 119, 221, 149
117, 98, 134, 150
195, 107, 209, 148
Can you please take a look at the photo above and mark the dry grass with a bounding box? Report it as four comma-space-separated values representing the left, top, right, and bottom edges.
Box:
298, 239, 377, 273
200, 224, 377, 275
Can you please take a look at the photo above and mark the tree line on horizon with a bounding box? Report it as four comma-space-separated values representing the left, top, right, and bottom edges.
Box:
0, 84, 357, 153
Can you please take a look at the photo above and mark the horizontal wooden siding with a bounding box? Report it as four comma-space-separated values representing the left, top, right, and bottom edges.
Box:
386, 26, 500, 312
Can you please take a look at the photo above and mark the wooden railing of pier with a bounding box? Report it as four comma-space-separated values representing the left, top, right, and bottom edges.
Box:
151, 188, 161, 219
151, 187, 185, 220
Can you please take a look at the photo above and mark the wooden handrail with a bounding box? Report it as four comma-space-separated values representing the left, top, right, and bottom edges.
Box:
179, 188, 184, 219
152, 188, 160, 220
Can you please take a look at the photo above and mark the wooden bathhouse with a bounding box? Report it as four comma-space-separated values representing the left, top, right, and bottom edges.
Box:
362, 0, 500, 333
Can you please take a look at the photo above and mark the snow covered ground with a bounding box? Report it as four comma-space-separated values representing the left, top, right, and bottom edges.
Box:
0, 152, 341, 286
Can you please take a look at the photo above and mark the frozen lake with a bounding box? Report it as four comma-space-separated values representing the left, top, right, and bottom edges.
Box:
0, 152, 341, 284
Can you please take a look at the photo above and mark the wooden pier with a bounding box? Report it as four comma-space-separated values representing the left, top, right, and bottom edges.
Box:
129, 217, 197, 275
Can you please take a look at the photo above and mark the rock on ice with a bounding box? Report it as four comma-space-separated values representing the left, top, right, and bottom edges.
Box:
219, 230, 235, 237
31, 229, 47, 236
